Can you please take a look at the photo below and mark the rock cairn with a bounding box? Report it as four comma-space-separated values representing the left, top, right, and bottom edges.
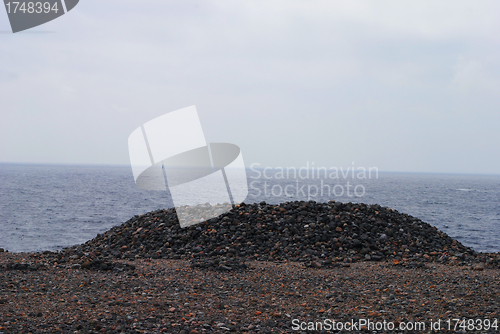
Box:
62, 200, 494, 270
4, 200, 498, 272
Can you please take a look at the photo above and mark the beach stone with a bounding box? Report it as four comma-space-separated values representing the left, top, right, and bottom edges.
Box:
472, 263, 485, 271
81, 261, 92, 269
311, 261, 322, 268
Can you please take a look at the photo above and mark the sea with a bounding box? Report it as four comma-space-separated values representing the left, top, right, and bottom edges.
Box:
1, 163, 499, 254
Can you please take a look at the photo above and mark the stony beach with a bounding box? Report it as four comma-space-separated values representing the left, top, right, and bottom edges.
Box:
1, 200, 500, 333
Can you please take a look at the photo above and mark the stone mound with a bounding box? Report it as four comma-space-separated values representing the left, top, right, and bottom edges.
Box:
61, 200, 485, 270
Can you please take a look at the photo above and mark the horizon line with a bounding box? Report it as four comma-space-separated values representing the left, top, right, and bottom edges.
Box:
0, 161, 499, 177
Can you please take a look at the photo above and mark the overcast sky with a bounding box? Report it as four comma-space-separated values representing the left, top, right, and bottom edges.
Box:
1, 0, 499, 174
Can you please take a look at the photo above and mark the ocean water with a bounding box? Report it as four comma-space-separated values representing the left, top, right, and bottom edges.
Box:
1, 163, 499, 253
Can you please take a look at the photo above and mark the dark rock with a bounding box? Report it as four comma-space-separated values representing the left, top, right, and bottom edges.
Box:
311, 261, 322, 268
81, 261, 92, 269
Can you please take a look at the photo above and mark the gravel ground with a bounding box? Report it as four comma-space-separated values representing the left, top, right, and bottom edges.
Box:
2, 201, 500, 333
1, 253, 499, 334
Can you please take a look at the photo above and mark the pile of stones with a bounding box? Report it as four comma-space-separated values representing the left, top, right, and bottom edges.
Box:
57, 200, 493, 270
7, 201, 497, 272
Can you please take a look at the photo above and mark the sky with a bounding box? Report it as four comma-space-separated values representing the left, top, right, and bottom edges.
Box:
1, 0, 499, 174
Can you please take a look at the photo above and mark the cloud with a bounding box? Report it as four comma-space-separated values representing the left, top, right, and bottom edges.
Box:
451, 57, 500, 95
0, 70, 17, 83
0, 0, 500, 173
